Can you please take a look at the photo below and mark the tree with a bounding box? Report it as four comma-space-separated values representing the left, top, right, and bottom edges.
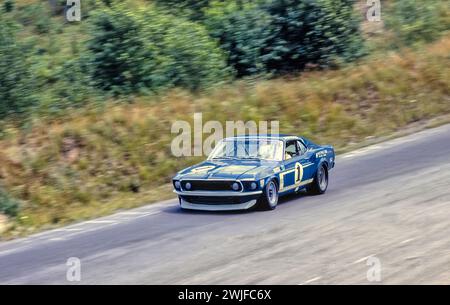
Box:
88, 9, 149, 94
262, 0, 365, 73
88, 5, 229, 94
204, 0, 273, 76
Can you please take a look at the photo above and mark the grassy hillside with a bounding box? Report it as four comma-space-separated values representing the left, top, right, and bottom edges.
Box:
0, 35, 449, 237
1, 0, 449, 237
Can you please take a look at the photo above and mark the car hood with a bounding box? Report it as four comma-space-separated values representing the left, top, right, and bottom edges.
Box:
176, 159, 279, 181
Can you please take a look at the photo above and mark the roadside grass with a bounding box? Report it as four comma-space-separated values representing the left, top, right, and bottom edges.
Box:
0, 36, 449, 239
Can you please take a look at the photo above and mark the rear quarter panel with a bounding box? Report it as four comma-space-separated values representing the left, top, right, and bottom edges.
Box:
313, 145, 335, 170
302, 137, 335, 171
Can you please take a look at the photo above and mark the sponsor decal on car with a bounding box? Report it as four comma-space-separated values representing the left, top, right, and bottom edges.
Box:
316, 150, 327, 158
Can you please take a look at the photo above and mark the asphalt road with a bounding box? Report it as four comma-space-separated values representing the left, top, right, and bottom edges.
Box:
1, 124, 449, 284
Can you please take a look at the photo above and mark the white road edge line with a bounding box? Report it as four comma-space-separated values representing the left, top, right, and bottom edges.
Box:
352, 254, 376, 264
85, 220, 118, 224
134, 211, 161, 218
49, 237, 66, 241
53, 228, 84, 232
116, 211, 150, 215
299, 277, 322, 285
400, 238, 415, 244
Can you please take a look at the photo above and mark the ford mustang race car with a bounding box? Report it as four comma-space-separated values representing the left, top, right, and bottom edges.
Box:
173, 135, 335, 211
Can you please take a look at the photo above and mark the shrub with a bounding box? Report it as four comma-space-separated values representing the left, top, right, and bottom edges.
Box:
3, 0, 14, 13
203, 0, 365, 76
0, 188, 19, 217
0, 14, 36, 119
16, 2, 52, 34
87, 5, 229, 94
140, 9, 230, 90
385, 0, 449, 46
204, 0, 273, 76
87, 9, 147, 94
35, 56, 99, 114
262, 0, 366, 73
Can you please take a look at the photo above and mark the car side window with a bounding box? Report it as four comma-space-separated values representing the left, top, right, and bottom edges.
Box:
297, 140, 307, 155
285, 140, 299, 160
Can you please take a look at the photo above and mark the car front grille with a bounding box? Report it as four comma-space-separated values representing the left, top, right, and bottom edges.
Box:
182, 196, 240, 205
181, 180, 241, 192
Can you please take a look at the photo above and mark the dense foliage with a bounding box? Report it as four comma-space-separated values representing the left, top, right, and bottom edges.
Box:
1, 0, 370, 103
88, 5, 229, 94
385, 0, 450, 46
0, 187, 19, 217
262, 0, 365, 72
152, 0, 211, 20
1, 0, 447, 111
0, 14, 35, 119
205, 0, 365, 75
3, 0, 14, 13
204, 1, 273, 76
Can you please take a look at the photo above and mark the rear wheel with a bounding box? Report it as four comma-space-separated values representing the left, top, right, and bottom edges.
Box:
307, 164, 328, 195
258, 180, 279, 210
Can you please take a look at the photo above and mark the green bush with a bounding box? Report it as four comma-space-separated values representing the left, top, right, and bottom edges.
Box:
0, 14, 36, 119
385, 0, 449, 46
158, 21, 230, 90
33, 56, 99, 114
0, 188, 19, 217
262, 0, 365, 73
87, 9, 147, 94
3, 0, 14, 13
203, 0, 365, 76
88, 5, 229, 94
204, 0, 273, 76
16, 2, 52, 34
140, 9, 230, 90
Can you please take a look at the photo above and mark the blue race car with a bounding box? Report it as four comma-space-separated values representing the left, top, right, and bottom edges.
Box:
173, 135, 335, 211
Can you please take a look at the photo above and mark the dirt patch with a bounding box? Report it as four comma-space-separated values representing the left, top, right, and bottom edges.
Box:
61, 137, 82, 163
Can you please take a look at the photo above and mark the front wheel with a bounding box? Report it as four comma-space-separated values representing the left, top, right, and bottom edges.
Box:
307, 164, 328, 195
258, 179, 279, 210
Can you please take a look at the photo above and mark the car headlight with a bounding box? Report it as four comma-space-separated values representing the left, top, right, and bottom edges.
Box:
185, 182, 192, 190
174, 181, 181, 189
250, 182, 257, 190
232, 182, 240, 191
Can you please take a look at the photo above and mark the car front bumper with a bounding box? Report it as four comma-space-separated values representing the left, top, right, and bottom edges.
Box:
179, 198, 258, 211
173, 190, 262, 211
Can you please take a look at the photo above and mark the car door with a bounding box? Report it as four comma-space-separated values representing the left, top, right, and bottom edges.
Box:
280, 139, 315, 192
280, 140, 301, 191
296, 139, 315, 183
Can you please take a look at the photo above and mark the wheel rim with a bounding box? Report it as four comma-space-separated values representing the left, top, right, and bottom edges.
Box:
318, 166, 328, 191
267, 181, 278, 207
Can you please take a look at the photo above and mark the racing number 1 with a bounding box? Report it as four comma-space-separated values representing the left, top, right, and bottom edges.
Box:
295, 162, 303, 183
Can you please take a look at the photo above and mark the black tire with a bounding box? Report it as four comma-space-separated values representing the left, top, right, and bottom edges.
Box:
307, 164, 328, 195
257, 179, 279, 210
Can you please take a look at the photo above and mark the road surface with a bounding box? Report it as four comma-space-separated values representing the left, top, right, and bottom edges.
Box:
1, 124, 449, 284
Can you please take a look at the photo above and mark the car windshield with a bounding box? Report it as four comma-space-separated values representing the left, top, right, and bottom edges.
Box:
208, 138, 284, 161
